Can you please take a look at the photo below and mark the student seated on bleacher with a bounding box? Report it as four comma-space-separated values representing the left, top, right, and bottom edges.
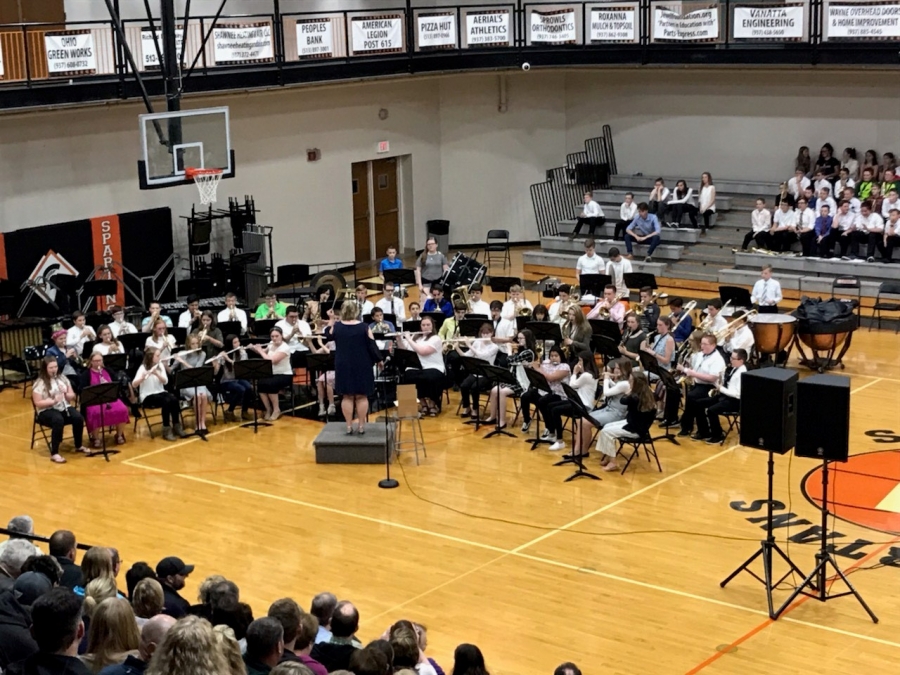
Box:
885, 208, 900, 262
883, 190, 900, 219
829, 200, 858, 260
575, 238, 605, 283
613, 193, 637, 239
770, 200, 797, 253
624, 203, 662, 263
840, 186, 861, 214
568, 191, 605, 240
859, 201, 886, 263
806, 204, 833, 258
666, 180, 697, 229
698, 172, 717, 232
882, 169, 898, 197
787, 169, 810, 203
817, 187, 837, 217
814, 143, 841, 181
742, 198, 771, 251
835, 167, 855, 196
841, 148, 859, 180
648, 178, 670, 222
812, 170, 831, 198
856, 168, 876, 201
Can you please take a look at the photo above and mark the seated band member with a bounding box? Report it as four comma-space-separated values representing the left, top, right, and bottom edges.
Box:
440, 302, 468, 387
548, 284, 573, 325
91, 325, 124, 356
704, 348, 747, 444
276, 305, 312, 355
133, 348, 187, 441
375, 281, 406, 323
144, 319, 177, 369
742, 198, 772, 251
398, 316, 445, 416
407, 301, 422, 323
724, 311, 755, 354
250, 327, 293, 421
587, 285, 626, 328
597, 372, 658, 472
303, 285, 335, 328
531, 304, 550, 323
141, 300, 173, 333
486, 329, 537, 430
637, 286, 660, 334
457, 323, 500, 420
589, 359, 632, 462
520, 345, 570, 437
491, 300, 518, 362
177, 295, 201, 330
195, 311, 224, 362
173, 333, 211, 439
624, 202, 662, 262
641, 316, 676, 419
605, 247, 633, 297
466, 283, 491, 317
501, 284, 533, 321
254, 288, 288, 320
213, 335, 254, 422
703, 299, 727, 346
108, 305, 137, 338
82, 352, 130, 448
547, 350, 599, 453
575, 238, 604, 284
354, 284, 375, 318
562, 306, 592, 357
677, 333, 727, 441
32, 356, 88, 463
46, 329, 78, 381
311, 330, 336, 419
750, 265, 782, 314
423, 285, 453, 318
66, 312, 96, 362
217, 292, 249, 334
617, 312, 645, 365
614, 192, 637, 239
569, 191, 605, 239
668, 296, 693, 345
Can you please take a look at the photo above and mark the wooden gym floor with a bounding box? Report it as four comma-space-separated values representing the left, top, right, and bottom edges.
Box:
3, 249, 900, 675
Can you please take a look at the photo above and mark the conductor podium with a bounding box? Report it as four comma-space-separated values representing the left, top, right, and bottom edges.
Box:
313, 422, 389, 464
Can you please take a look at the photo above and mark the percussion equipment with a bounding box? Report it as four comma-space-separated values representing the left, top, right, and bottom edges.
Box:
794, 314, 858, 372
749, 314, 796, 356
439, 252, 486, 291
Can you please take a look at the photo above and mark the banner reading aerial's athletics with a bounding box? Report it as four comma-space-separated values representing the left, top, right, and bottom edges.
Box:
589, 7, 637, 41
466, 10, 511, 46
825, 3, 900, 39
653, 6, 719, 41
212, 23, 274, 64
733, 6, 804, 39
530, 9, 577, 44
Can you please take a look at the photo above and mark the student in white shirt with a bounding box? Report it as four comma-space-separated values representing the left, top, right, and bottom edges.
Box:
455, 322, 500, 419
840, 187, 861, 214
500, 284, 533, 321
812, 170, 832, 198
177, 295, 201, 330
132, 348, 186, 441
249, 327, 294, 421
91, 325, 124, 356
884, 208, 900, 262
677, 333, 727, 440
666, 180, 698, 228
750, 265, 782, 313
353, 284, 375, 318
648, 178, 670, 222
613, 192, 638, 239
703, 299, 728, 345
704, 348, 748, 444
275, 305, 312, 354
835, 167, 856, 196
787, 170, 811, 202
548, 351, 600, 453
374, 281, 406, 323
144, 320, 177, 372
817, 187, 837, 217
724, 311, 755, 354
465, 283, 491, 318
699, 172, 717, 232
605, 247, 633, 296
569, 191, 605, 239
742, 198, 772, 250
575, 238, 605, 283
548, 284, 574, 324
794, 197, 817, 254
881, 190, 900, 219
491, 301, 518, 355
859, 201, 886, 262
108, 306, 137, 338
770, 200, 798, 252
830, 200, 859, 259
216, 292, 248, 333
66, 312, 96, 360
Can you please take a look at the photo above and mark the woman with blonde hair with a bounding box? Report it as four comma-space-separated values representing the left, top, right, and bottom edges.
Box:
83, 577, 119, 619
132, 577, 165, 625
80, 597, 140, 673
146, 615, 230, 675
213, 624, 247, 675
75, 546, 115, 596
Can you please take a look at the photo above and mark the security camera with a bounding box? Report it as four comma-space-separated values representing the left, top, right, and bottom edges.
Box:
521, 62, 531, 71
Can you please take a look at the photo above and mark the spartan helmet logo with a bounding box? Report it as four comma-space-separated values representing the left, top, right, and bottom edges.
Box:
28, 250, 78, 305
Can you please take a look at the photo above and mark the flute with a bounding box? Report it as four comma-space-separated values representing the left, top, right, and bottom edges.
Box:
149, 348, 201, 373
205, 346, 244, 364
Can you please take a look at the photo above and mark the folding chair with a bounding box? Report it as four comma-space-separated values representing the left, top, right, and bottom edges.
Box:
832, 275, 862, 320
872, 281, 900, 333
22, 345, 46, 398
393, 384, 426, 465
617, 433, 661, 474
31, 400, 73, 453
720, 412, 741, 445
134, 400, 164, 439
483, 229, 511, 269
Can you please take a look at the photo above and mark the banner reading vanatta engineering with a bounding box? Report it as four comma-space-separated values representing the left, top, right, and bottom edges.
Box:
212, 23, 274, 64
530, 9, 577, 44
733, 6, 804, 39
589, 7, 638, 41
296, 19, 334, 58
417, 13, 457, 48
45, 31, 97, 76
653, 6, 719, 41
465, 10, 511, 46
351, 16, 404, 53
826, 3, 900, 39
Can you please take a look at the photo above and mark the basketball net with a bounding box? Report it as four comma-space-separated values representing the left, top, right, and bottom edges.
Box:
185, 167, 223, 204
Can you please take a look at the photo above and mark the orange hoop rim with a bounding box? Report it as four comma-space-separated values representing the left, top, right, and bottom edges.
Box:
185, 167, 223, 180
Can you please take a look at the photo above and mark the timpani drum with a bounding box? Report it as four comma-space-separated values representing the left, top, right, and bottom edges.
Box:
749, 314, 796, 356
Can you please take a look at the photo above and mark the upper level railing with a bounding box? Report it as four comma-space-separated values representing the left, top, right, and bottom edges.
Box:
0, 0, 896, 107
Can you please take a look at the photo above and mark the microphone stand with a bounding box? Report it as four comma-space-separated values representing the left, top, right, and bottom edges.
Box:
378, 355, 399, 489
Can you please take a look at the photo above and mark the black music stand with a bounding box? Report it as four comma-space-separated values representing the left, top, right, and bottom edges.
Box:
527, 321, 562, 355
174, 366, 215, 440
217, 321, 243, 338
644, 360, 681, 446
623, 273, 657, 293
401, 320, 421, 333
515, 315, 531, 332
578, 274, 611, 298
719, 286, 753, 309
422, 311, 446, 331
590, 334, 621, 364
102, 354, 128, 374
559, 383, 601, 482
390, 347, 423, 373
459, 318, 486, 338
234, 360, 272, 433
119, 333, 146, 354
489, 276, 521, 299
276, 264, 310, 306
80, 382, 122, 461
305, 352, 335, 419
524, 367, 553, 450
253, 319, 277, 338
170, 327, 187, 346
384, 268, 417, 299
457, 356, 490, 429
79, 280, 118, 314
479, 363, 518, 439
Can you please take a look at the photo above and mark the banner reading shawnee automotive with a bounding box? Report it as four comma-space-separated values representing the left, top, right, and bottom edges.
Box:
653, 6, 719, 41
733, 6, 804, 39
826, 3, 900, 39
45, 31, 97, 75
530, 9, 577, 44
351, 16, 404, 53
466, 10, 511, 46
212, 23, 274, 64
589, 7, 637, 41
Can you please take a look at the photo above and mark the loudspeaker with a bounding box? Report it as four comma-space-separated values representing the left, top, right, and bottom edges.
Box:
795, 374, 850, 461
740, 368, 798, 454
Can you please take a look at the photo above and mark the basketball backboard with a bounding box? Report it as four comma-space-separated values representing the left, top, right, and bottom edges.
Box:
138, 106, 234, 189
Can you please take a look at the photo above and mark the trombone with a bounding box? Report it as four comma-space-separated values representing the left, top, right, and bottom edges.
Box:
713, 309, 757, 344
671, 300, 697, 333
698, 299, 732, 331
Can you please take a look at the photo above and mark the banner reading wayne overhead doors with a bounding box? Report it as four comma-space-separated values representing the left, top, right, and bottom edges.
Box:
825, 3, 900, 39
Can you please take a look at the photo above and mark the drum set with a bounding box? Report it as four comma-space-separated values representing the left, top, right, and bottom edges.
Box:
748, 312, 856, 372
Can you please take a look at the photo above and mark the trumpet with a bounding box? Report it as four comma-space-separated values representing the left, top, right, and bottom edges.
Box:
633, 292, 658, 315
518, 305, 533, 317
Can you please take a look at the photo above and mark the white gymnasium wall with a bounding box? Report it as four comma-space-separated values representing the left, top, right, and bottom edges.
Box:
565, 69, 900, 183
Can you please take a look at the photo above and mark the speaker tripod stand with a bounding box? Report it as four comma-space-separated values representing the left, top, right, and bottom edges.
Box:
774, 458, 878, 622
720, 449, 806, 619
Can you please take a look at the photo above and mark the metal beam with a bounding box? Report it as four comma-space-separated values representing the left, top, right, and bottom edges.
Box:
160, 0, 181, 112
180, 0, 228, 90
142, 0, 167, 80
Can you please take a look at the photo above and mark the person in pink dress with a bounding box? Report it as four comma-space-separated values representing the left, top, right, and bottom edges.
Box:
83, 352, 130, 447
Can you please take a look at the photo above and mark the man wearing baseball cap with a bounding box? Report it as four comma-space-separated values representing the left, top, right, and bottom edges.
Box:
155, 557, 194, 619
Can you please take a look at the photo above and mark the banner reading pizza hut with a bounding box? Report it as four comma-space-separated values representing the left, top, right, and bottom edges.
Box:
825, 2, 900, 39
652, 5, 720, 41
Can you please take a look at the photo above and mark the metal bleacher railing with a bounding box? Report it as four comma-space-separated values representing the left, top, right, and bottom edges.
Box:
0, 528, 95, 552
0, 0, 896, 99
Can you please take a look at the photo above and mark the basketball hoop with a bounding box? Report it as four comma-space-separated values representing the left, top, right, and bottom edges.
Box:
185, 167, 223, 204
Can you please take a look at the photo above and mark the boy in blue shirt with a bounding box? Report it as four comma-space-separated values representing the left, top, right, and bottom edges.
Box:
379, 245, 403, 280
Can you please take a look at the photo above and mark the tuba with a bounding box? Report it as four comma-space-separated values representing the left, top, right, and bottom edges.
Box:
450, 285, 470, 308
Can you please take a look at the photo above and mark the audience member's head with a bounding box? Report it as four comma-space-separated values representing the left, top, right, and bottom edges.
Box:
349, 646, 389, 675
85, 597, 140, 673
637, 201, 649, 215
48, 530, 77, 561
146, 616, 229, 675
6, 515, 35, 539
268, 597, 302, 648
366, 639, 394, 671
451, 643, 489, 675
553, 663, 582, 675
245, 617, 285, 667
212, 624, 246, 675
295, 611, 319, 654
83, 577, 119, 619
388, 624, 419, 669
21, 554, 63, 586
30, 587, 84, 656
310, 591, 337, 630
331, 601, 360, 638
155, 556, 194, 591
125, 562, 156, 599
0, 539, 38, 578
14, 570, 54, 605
81, 546, 115, 587
139, 614, 176, 663
132, 577, 165, 619
108, 548, 121, 577
196, 574, 228, 604
271, 663, 316, 675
